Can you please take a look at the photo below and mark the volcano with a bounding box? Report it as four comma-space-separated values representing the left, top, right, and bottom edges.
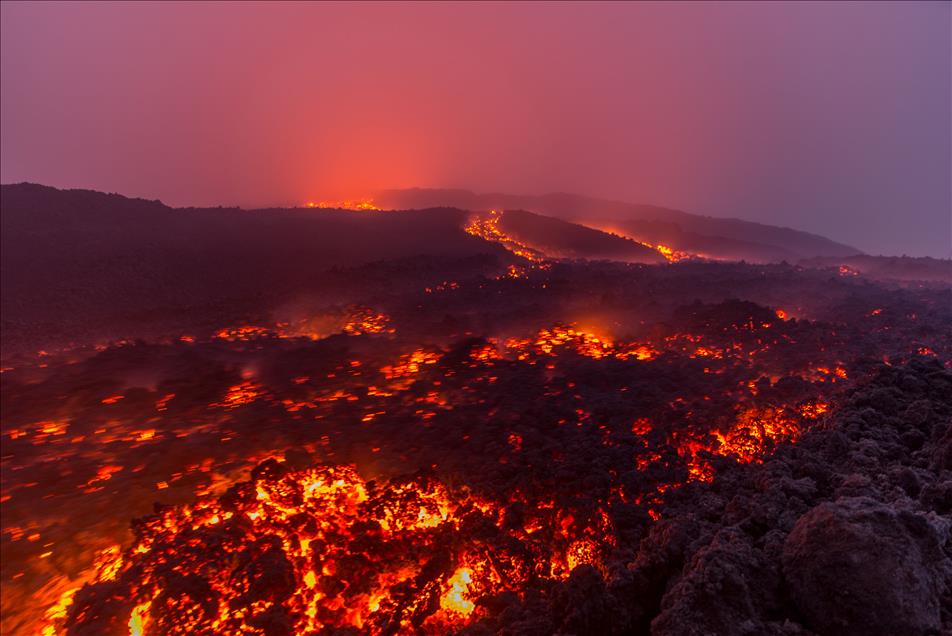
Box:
374, 189, 864, 263
1, 185, 950, 636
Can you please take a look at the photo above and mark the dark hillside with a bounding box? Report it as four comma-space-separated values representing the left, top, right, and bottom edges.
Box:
497, 210, 665, 263
376, 188, 861, 262
0, 184, 507, 353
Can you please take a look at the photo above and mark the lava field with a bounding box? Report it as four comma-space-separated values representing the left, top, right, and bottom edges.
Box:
2, 246, 950, 636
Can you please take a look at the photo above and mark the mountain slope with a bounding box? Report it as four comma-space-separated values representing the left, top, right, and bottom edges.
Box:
375, 188, 862, 262
0, 183, 676, 354
494, 209, 665, 263
799, 255, 952, 283
0, 183, 508, 352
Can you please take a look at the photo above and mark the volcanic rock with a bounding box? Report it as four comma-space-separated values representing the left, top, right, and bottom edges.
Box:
782, 496, 948, 636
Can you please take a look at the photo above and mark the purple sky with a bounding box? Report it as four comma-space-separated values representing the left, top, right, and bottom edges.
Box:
2, 1, 949, 256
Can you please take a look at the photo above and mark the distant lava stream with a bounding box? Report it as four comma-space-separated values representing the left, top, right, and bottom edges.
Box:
464, 208, 668, 264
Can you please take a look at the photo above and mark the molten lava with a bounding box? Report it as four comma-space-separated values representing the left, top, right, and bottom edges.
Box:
652, 243, 691, 262
5, 260, 948, 636
24, 311, 857, 635
58, 461, 613, 635
464, 210, 547, 264
306, 199, 380, 211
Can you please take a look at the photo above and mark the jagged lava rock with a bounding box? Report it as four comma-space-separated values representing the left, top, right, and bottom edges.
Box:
782, 496, 948, 636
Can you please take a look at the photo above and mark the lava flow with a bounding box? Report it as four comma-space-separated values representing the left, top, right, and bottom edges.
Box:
2, 256, 949, 636
65, 463, 491, 634
464, 210, 548, 263
305, 199, 381, 211
2, 5, 948, 632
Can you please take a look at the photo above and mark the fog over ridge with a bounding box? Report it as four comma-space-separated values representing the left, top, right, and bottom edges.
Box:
1, 1, 949, 257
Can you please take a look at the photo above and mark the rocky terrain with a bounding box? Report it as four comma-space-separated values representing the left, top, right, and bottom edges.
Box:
1, 184, 949, 636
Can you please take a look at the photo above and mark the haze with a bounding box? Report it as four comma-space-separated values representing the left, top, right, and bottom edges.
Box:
1, 1, 949, 257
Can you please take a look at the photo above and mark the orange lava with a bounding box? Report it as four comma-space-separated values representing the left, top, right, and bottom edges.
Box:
306, 199, 380, 211
55, 462, 608, 635
464, 210, 548, 264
